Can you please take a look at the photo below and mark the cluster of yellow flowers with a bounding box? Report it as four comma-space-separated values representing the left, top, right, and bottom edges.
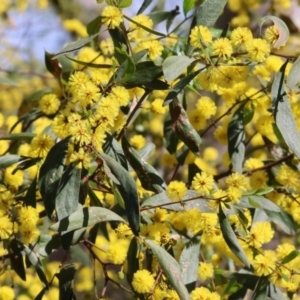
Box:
2, 0, 300, 299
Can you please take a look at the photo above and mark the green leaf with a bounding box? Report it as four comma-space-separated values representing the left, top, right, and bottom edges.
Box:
0, 132, 36, 141
265, 209, 296, 235
103, 133, 127, 170
252, 276, 268, 300
124, 15, 167, 37
53, 33, 100, 59
169, 99, 202, 156
195, 0, 227, 27
58, 264, 77, 300
137, 0, 152, 14
87, 16, 102, 35
100, 152, 140, 235
281, 250, 299, 264
34, 287, 47, 300
183, 0, 196, 16
259, 16, 289, 49
0, 154, 23, 168
9, 239, 26, 281
118, 0, 132, 8
179, 236, 201, 291
163, 56, 194, 82
146, 239, 190, 299
141, 190, 211, 212
164, 68, 202, 105
114, 49, 135, 83
287, 55, 300, 91
24, 176, 37, 208
66, 56, 112, 69
50, 207, 126, 232
239, 195, 281, 212
228, 104, 245, 173
138, 142, 155, 161
39, 137, 70, 218
109, 26, 129, 64
164, 113, 179, 154
219, 205, 250, 268
12, 157, 42, 173
34, 234, 61, 257
243, 105, 255, 125
271, 60, 300, 161
0, 76, 18, 86
124, 61, 163, 89
122, 136, 166, 193
56, 166, 81, 221
126, 237, 141, 292
23, 245, 49, 288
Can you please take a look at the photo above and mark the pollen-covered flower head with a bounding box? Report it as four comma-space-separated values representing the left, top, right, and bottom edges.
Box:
246, 38, 270, 62
132, 269, 155, 294
196, 96, 217, 120
101, 6, 123, 29
30, 134, 55, 158
212, 37, 233, 59
192, 171, 215, 195
39, 93, 60, 115
166, 180, 187, 201
189, 25, 212, 48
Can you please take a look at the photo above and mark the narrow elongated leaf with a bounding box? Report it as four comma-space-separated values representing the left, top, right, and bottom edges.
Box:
100, 152, 140, 235
271, 60, 300, 160
58, 264, 77, 300
287, 55, 300, 91
114, 49, 135, 83
109, 26, 129, 64
66, 56, 112, 69
259, 16, 289, 49
163, 56, 194, 82
53, 33, 99, 59
24, 176, 37, 208
124, 61, 163, 88
138, 142, 155, 161
87, 16, 102, 35
146, 239, 189, 300
126, 237, 140, 291
0, 154, 23, 168
219, 205, 250, 268
195, 0, 227, 27
23, 245, 48, 288
103, 133, 128, 170
281, 250, 299, 264
164, 113, 179, 153
228, 104, 245, 173
38, 137, 70, 218
265, 209, 295, 235
179, 236, 201, 291
169, 99, 202, 156
50, 207, 126, 232
122, 136, 166, 193
164, 69, 202, 105
137, 0, 152, 14
252, 276, 268, 300
183, 0, 196, 16
9, 239, 26, 281
34, 287, 47, 300
34, 234, 61, 257
118, 0, 132, 8
56, 166, 81, 221
0, 132, 36, 141
238, 195, 281, 212
141, 190, 211, 212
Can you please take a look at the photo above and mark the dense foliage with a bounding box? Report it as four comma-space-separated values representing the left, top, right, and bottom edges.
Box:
1, 0, 300, 299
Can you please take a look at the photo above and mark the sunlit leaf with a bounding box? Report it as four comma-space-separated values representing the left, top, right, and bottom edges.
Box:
50, 207, 126, 232
183, 0, 196, 16
137, 0, 152, 14
163, 56, 194, 82
228, 104, 245, 173
146, 239, 190, 300
259, 16, 289, 49
281, 250, 299, 264
100, 152, 140, 235
272, 60, 300, 160
287, 55, 300, 91
219, 205, 250, 268
195, 0, 227, 27
53, 33, 100, 59
179, 236, 201, 291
